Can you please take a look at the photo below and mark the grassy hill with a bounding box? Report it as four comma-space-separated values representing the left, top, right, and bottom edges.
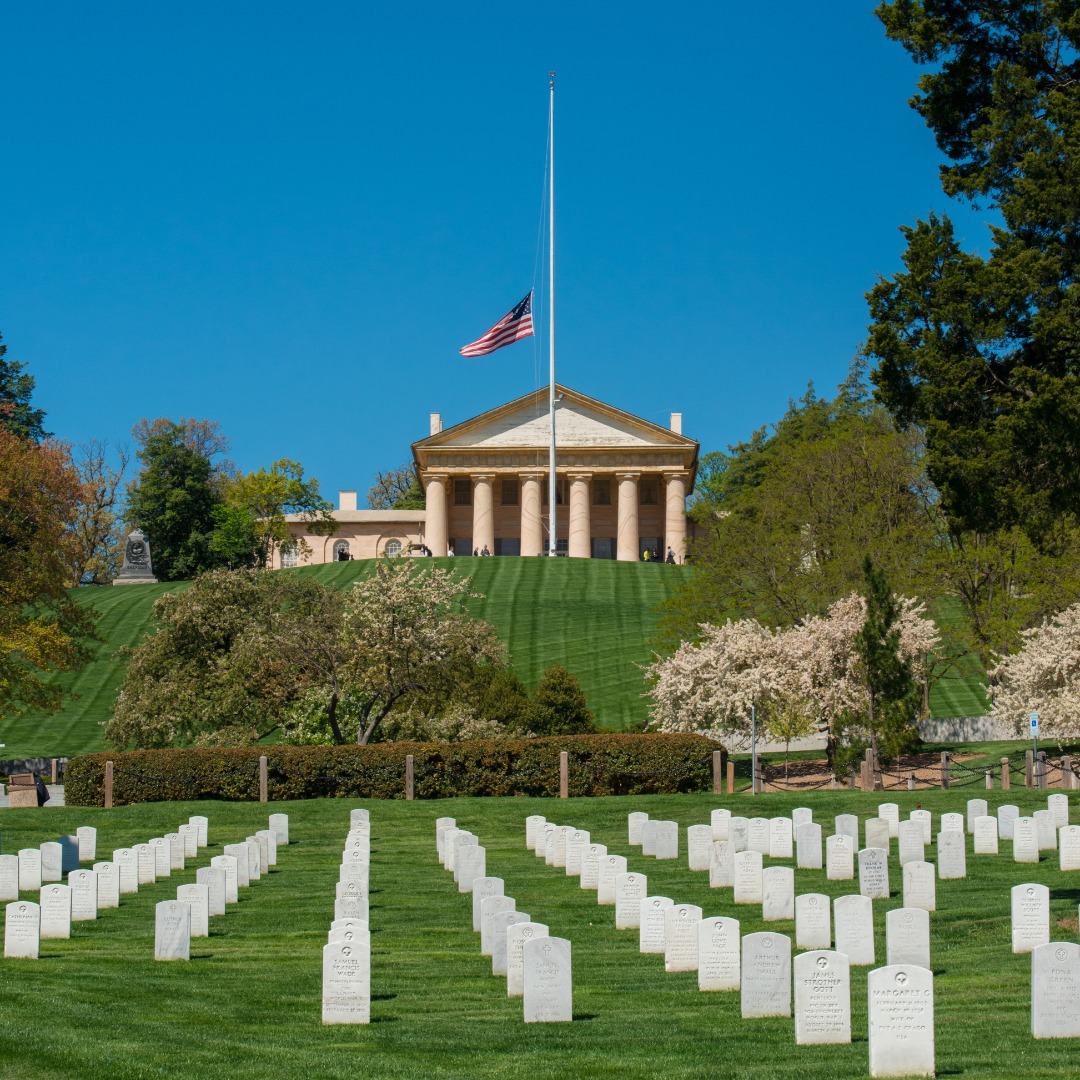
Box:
0, 558, 989, 759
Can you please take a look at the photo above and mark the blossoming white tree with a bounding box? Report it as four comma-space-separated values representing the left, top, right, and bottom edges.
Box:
990, 602, 1080, 737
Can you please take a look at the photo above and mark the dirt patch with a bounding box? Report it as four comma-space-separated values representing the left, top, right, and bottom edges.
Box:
758, 751, 987, 792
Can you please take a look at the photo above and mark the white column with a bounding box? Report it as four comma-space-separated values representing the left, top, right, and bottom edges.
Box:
664, 472, 689, 563
423, 473, 448, 556
616, 472, 640, 562
567, 473, 592, 559
472, 474, 494, 555
520, 472, 543, 557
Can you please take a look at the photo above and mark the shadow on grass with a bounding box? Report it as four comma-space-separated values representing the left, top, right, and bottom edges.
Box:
572, 1013, 599, 1021
372, 993, 397, 1002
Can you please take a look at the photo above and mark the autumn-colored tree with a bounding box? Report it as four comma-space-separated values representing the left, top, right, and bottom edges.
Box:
0, 430, 96, 719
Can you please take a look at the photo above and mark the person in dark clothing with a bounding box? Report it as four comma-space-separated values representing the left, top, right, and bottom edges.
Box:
666, 547, 676, 564
34, 773, 50, 806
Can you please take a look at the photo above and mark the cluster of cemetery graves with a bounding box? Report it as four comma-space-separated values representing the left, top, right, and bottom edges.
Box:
322, 808, 371, 1023
2, 813, 290, 960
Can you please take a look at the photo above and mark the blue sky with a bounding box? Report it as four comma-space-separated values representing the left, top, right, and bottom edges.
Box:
2, 2, 990, 503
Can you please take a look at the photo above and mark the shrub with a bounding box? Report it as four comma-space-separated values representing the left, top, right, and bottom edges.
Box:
64, 733, 720, 806
528, 665, 595, 735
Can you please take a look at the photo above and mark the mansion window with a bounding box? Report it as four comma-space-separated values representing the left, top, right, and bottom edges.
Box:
640, 475, 659, 505
542, 477, 569, 505
280, 543, 298, 568
454, 478, 472, 505
384, 538, 403, 558
593, 477, 611, 506
501, 478, 519, 506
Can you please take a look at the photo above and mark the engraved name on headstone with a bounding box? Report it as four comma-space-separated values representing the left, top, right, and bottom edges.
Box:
909, 810, 932, 845
566, 829, 589, 877
967, 799, 988, 833
113, 848, 138, 895
728, 816, 749, 853
92, 862, 119, 908
741, 932, 792, 1018
711, 808, 731, 841
222, 844, 250, 888
795, 950, 851, 1045
472, 877, 505, 932
687, 824, 712, 871
154, 900, 190, 961
940, 812, 964, 835
652, 821, 679, 860
709, 840, 735, 888
897, 820, 925, 867
0, 856, 18, 902
1031, 941, 1080, 1038
697, 915, 740, 991
747, 817, 771, 855
4, 900, 39, 958
835, 814, 859, 846
322, 939, 370, 1024
878, 804, 900, 839
973, 815, 999, 855
211, 854, 239, 904
733, 850, 764, 905
795, 893, 831, 951
524, 814, 544, 851
1048, 793, 1070, 829
39, 883, 71, 939
937, 831, 967, 880
597, 855, 627, 906
1059, 825, 1080, 872
902, 861, 936, 913
507, 921, 548, 997
196, 866, 226, 917
1013, 817, 1040, 864
76, 826, 97, 863
523, 937, 572, 1023
859, 847, 890, 900
1012, 882, 1050, 954
615, 872, 648, 930
868, 965, 935, 1078
269, 813, 289, 846
826, 834, 854, 881
480, 895, 516, 956
769, 817, 793, 859
69, 869, 98, 922
1034, 809, 1058, 852
579, 844, 607, 891
664, 903, 703, 973
639, 896, 674, 954
492, 911, 528, 977
628, 812, 648, 846
150, 838, 171, 879
39, 842, 62, 884
177, 883, 210, 938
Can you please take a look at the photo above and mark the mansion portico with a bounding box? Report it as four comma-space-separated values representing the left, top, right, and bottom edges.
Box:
277, 385, 698, 565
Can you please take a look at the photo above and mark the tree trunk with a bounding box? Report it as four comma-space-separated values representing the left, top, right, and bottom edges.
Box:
325, 690, 344, 746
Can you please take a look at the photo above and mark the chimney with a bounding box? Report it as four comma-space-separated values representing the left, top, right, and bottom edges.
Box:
670, 412, 682, 435
430, 412, 442, 435
339, 490, 357, 512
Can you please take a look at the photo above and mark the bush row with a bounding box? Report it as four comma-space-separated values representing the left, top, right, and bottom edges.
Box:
64, 734, 720, 806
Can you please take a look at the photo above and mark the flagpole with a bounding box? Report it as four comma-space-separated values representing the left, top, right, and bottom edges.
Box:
547, 70, 557, 556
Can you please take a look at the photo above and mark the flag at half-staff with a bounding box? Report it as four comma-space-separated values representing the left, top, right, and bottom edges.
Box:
459, 292, 534, 357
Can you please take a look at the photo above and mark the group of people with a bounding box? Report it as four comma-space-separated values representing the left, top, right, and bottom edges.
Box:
643, 546, 678, 565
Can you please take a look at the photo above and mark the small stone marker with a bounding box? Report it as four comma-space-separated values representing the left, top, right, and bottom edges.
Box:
492, 911, 528, 976
1060, 825, 1080, 872
936, 831, 967, 880
709, 840, 735, 887
902, 861, 936, 912
69, 870, 97, 922
334, 894, 369, 922
711, 808, 731, 840
523, 937, 572, 1023
741, 932, 791, 1018
878, 804, 900, 839
868, 965, 935, 1078
886, 907, 930, 969
826, 834, 854, 881
221, 845, 249, 889
639, 896, 674, 954
349, 807, 370, 827
664, 903, 703, 972
597, 855, 627, 905
615, 872, 648, 930
524, 814, 544, 851
1034, 809, 1058, 852
257, 828, 278, 867
135, 843, 156, 886
456, 844, 487, 894
114, 849, 138, 895
747, 817, 770, 854
796, 822, 823, 869
1048, 793, 1070, 829
150, 838, 171, 878
697, 915, 740, 991
328, 923, 369, 946
39, 842, 62, 884
864, 817, 891, 853
733, 850, 764, 905
92, 862, 119, 908
769, 817, 793, 859
796, 893, 831, 950
508, 921, 548, 997
179, 824, 198, 859
480, 895, 516, 956
189, 815, 209, 847
166, 833, 184, 871
579, 844, 607, 890
58, 836, 79, 874
5, 900, 40, 958
1032, 941, 1080, 1038
628, 812, 648, 846
155, 900, 191, 961
1012, 882, 1050, 953
76, 826, 97, 863
967, 798, 988, 833
566, 829, 589, 876
472, 877, 505, 932
792, 807, 813, 830
762, 867, 794, 921
641, 820, 658, 857
998, 804, 1019, 840
834, 894, 875, 966
245, 838, 262, 881
196, 866, 226, 916
859, 847, 890, 900
897, 820, 925, 867
0, 855, 18, 901
1013, 817, 1040, 863
39, 883, 71, 939
973, 815, 999, 855
909, 810, 932, 845
652, 821, 679, 860
552, 825, 570, 868
177, 883, 210, 938
795, 950, 851, 1045
687, 825, 712, 871
322, 938, 370, 1024
212, 855, 238, 904
835, 814, 859, 846
728, 816, 749, 852
940, 812, 964, 835
269, 813, 289, 845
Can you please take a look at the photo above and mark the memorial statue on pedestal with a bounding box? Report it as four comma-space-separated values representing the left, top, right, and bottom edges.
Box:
113, 528, 158, 585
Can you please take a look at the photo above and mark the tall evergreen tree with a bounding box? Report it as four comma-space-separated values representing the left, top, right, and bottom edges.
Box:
0, 332, 48, 442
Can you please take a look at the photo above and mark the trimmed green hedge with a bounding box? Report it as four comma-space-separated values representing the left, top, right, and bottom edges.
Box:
64, 734, 720, 806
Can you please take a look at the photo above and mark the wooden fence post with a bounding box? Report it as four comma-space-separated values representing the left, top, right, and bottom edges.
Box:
985, 770, 993, 789
50, 758, 58, 784
104, 760, 114, 809
940, 751, 950, 790
259, 755, 268, 803
726, 760, 735, 795
1037, 751, 1048, 789
1001, 757, 1010, 791
559, 751, 568, 799
1025, 750, 1034, 787
712, 751, 722, 796
405, 754, 415, 801
1063, 755, 1073, 790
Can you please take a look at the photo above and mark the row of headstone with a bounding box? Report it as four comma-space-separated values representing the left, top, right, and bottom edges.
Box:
323, 809, 371, 1023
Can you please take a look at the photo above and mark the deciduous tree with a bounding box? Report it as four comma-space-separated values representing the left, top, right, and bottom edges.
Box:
69, 440, 129, 585
367, 463, 425, 510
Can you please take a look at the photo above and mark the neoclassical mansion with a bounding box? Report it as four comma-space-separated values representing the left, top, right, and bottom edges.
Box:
277, 385, 699, 566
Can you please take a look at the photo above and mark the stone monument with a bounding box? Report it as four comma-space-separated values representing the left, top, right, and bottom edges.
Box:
113, 528, 157, 585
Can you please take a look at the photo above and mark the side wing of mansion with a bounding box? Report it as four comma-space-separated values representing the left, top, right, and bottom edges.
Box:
276, 384, 699, 566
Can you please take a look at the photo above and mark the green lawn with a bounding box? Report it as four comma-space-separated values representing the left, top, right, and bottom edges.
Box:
1, 790, 1078, 1078
2, 558, 991, 759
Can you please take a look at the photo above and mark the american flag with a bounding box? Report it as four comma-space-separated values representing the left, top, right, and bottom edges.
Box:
459, 292, 534, 357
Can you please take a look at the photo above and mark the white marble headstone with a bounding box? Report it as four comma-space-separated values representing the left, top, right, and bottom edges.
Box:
92, 861, 119, 908
1034, 809, 1058, 851
733, 850, 763, 905
973, 815, 999, 855
492, 911, 528, 976
113, 848, 138, 895
269, 813, 289, 846
178, 823, 198, 859
1048, 793, 1070, 829
196, 866, 226, 916
472, 876, 505, 932
878, 804, 900, 838
155, 900, 191, 961
795, 893, 831, 950
826, 834, 854, 881
1060, 825, 1080, 872
579, 844, 607, 890
166, 833, 184, 871
150, 838, 171, 879
728, 816, 749, 852
0, 855, 18, 901
597, 854, 627, 905
967, 798, 988, 832
940, 812, 964, 835
868, 965, 934, 1078
792, 807, 813, 830
76, 826, 97, 863
1013, 817, 1040, 863
768, 817, 793, 859
796, 822, 823, 869
212, 853, 240, 902
39, 842, 62, 884
614, 872, 648, 930
507, 921, 548, 997
664, 904, 702, 973
523, 936, 572, 1023
565, 829, 589, 877
627, 812, 648, 846
177, 883, 209, 938
834, 894, 875, 966
741, 931, 791, 1018
859, 847, 890, 900
456, 844, 487, 894
4, 900, 39, 958
39, 883, 71, 939
902, 861, 936, 912
709, 840, 735, 888
480, 895, 516, 956
69, 869, 98, 922
652, 821, 679, 860
697, 915, 740, 991
886, 907, 930, 969
937, 831, 967, 880
998, 804, 1019, 840
897, 820, 925, 867
864, 817, 891, 853
1012, 882, 1050, 954
135, 843, 156, 886
322, 938, 370, 1024
188, 815, 208, 847
747, 817, 770, 854
794, 950, 850, 1045
687, 825, 712, 871
710, 808, 731, 841
1032, 941, 1080, 1038
524, 815, 544, 851
762, 866, 794, 921
835, 814, 859, 846
639, 895, 674, 954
